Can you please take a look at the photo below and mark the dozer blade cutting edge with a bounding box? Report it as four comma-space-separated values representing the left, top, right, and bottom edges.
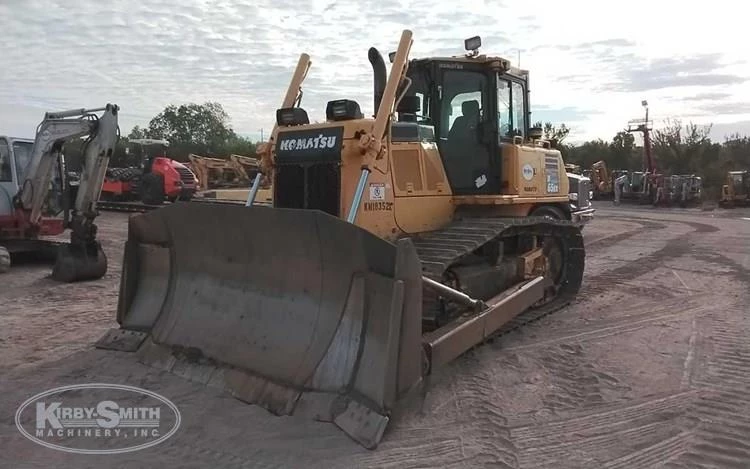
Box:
97, 203, 424, 448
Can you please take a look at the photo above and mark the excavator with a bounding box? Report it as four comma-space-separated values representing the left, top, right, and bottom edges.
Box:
0, 105, 119, 280
97, 31, 589, 448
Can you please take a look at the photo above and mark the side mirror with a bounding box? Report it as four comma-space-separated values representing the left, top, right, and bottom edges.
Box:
528, 127, 543, 139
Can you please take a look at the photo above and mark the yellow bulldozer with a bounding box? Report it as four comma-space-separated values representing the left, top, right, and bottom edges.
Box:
590, 160, 614, 199
98, 31, 589, 449
188, 153, 263, 190
720, 170, 749, 207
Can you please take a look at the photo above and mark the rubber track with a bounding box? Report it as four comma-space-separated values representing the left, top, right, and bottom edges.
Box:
96, 201, 157, 213
411, 216, 585, 330
97, 198, 252, 213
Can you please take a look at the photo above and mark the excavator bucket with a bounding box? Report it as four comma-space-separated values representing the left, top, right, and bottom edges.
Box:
52, 243, 107, 282
97, 203, 424, 448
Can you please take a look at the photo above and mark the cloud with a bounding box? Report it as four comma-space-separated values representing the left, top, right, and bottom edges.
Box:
582, 38, 637, 48
1, 0, 750, 144
598, 53, 749, 92
699, 102, 750, 115
684, 92, 733, 101
708, 120, 750, 141
531, 105, 601, 123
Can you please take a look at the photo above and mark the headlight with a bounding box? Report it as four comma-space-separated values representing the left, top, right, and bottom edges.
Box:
569, 192, 578, 201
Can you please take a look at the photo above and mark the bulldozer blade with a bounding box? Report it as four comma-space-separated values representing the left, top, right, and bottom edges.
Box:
98, 203, 424, 449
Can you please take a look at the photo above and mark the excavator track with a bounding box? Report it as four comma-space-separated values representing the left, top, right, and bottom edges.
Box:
96, 201, 158, 213
411, 216, 585, 332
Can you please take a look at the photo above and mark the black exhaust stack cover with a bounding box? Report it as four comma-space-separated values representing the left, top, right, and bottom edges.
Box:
368, 47, 387, 115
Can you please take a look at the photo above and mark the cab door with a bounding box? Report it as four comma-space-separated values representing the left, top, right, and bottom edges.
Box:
435, 65, 499, 195
0, 138, 17, 216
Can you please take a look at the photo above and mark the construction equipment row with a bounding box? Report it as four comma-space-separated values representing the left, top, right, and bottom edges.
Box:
186, 153, 263, 190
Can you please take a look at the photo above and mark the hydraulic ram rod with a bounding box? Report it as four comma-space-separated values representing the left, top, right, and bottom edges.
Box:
423, 276, 484, 311
245, 173, 263, 207
347, 169, 370, 223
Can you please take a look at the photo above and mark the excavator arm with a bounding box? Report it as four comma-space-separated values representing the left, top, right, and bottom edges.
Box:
14, 104, 120, 281
17, 105, 119, 223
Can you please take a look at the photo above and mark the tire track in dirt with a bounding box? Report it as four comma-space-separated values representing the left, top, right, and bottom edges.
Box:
601, 431, 690, 468
504, 218, 726, 468
336, 354, 522, 468
510, 391, 697, 469
433, 359, 519, 468
501, 294, 720, 353
582, 219, 718, 297
584, 218, 667, 252
666, 307, 750, 469
536, 343, 624, 413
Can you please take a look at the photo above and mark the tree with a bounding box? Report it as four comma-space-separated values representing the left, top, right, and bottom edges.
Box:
533, 121, 570, 145
145, 102, 238, 160
609, 131, 637, 170
128, 125, 147, 140
651, 119, 721, 188
567, 139, 611, 169
221, 135, 257, 157
533, 121, 571, 159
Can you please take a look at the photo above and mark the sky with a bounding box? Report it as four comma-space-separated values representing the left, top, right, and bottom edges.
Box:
2, 0, 749, 144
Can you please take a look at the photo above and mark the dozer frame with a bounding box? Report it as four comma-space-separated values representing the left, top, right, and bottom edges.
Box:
98, 30, 586, 449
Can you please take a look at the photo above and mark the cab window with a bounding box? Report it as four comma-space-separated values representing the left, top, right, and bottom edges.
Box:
12, 141, 33, 182
0, 139, 11, 181
511, 81, 526, 138
497, 80, 511, 138
497, 76, 527, 139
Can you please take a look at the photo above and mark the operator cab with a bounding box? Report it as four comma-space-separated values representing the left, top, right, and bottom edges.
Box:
399, 36, 536, 195
0, 136, 66, 217
128, 138, 170, 173
729, 171, 749, 195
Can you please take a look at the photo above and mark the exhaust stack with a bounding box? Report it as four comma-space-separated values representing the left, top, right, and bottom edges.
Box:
368, 47, 387, 115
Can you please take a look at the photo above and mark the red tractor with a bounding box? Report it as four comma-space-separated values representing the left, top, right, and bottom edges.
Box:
100, 139, 199, 205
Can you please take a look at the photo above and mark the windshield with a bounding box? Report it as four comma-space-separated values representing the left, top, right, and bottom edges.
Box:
568, 176, 579, 192
13, 141, 33, 182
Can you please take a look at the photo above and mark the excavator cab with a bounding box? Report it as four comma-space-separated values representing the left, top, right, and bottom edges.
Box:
101, 31, 587, 449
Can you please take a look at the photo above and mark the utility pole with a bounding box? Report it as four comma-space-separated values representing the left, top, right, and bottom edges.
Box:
259, 128, 264, 141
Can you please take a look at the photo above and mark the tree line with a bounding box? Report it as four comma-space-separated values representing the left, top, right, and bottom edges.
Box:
64, 102, 256, 171
536, 120, 750, 195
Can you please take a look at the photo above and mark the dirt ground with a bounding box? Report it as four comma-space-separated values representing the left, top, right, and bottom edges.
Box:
1, 203, 750, 468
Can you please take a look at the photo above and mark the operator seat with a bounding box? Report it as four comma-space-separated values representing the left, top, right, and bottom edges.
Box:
448, 100, 480, 141
444, 100, 489, 192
